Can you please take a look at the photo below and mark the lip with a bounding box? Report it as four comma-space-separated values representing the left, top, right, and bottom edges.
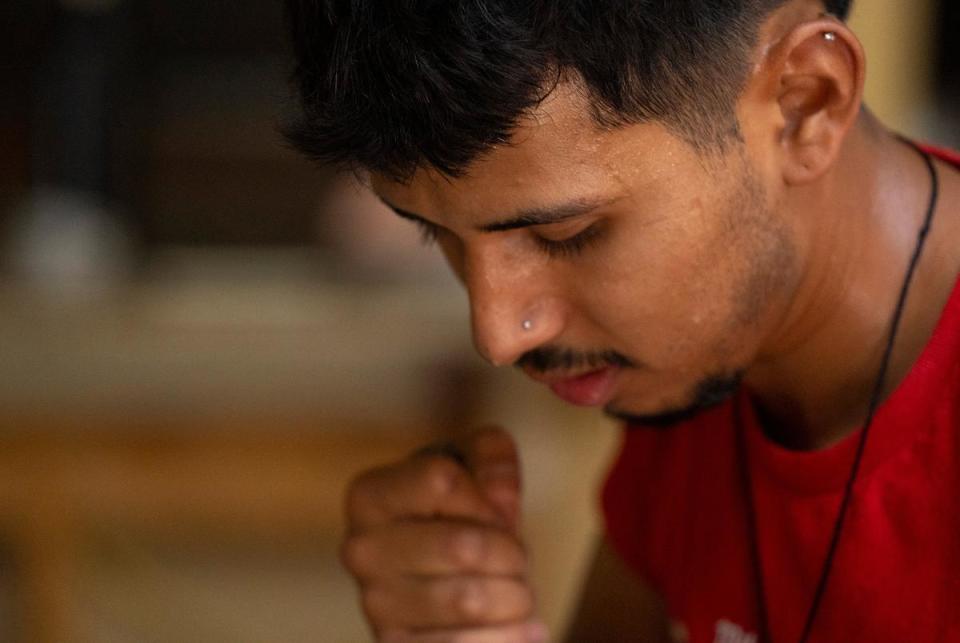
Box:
527, 366, 620, 407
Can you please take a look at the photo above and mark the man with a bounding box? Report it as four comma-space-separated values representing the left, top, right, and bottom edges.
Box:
284, 0, 960, 640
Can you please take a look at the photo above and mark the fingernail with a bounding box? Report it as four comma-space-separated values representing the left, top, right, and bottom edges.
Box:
526, 621, 550, 642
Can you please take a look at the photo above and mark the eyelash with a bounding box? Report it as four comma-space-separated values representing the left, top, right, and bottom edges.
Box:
533, 224, 604, 259
413, 220, 602, 259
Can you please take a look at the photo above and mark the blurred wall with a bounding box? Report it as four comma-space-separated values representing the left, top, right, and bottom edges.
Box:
850, 0, 940, 136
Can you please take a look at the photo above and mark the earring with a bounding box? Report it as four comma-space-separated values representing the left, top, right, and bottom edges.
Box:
823, 31, 837, 41
522, 320, 534, 331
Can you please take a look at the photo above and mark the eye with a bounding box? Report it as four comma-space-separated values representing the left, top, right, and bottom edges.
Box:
533, 222, 605, 259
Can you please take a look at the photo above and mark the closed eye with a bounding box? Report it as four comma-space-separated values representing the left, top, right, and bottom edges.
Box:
533, 221, 605, 259
409, 213, 605, 259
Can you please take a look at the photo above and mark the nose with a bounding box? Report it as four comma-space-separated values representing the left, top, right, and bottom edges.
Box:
465, 249, 565, 367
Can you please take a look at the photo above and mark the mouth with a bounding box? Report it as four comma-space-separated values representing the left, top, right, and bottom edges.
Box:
524, 366, 621, 407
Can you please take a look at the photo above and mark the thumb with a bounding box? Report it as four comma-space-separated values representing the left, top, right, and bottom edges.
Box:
464, 427, 522, 532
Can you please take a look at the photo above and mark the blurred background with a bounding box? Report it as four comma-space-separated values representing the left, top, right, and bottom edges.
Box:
0, 1, 956, 641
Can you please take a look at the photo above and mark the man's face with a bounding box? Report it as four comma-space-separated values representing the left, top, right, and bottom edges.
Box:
372, 84, 801, 426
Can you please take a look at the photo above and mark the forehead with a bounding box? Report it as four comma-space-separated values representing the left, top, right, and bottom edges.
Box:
371, 83, 696, 219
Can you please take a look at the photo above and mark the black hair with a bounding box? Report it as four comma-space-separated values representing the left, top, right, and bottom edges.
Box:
284, 1, 853, 181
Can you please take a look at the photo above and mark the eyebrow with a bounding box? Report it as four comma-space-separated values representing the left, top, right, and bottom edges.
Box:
380, 195, 620, 233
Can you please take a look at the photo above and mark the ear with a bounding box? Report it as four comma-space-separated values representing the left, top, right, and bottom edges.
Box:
752, 18, 866, 185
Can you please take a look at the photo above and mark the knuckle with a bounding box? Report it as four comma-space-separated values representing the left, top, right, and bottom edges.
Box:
446, 527, 485, 569
449, 578, 488, 621
339, 535, 373, 576
420, 456, 464, 497
463, 578, 533, 623
345, 464, 399, 520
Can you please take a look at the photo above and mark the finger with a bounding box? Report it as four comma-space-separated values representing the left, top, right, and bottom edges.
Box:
380, 620, 550, 643
463, 428, 521, 531
362, 575, 535, 630
342, 520, 528, 580
347, 455, 503, 531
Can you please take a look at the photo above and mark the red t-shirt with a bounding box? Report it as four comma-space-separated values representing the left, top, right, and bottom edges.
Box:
602, 146, 960, 643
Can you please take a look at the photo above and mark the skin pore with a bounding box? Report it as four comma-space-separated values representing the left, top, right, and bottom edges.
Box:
372, 0, 960, 451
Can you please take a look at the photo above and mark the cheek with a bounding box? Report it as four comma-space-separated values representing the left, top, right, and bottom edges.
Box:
575, 194, 782, 369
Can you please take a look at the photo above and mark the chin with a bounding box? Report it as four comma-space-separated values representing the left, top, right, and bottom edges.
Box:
605, 369, 744, 429
604, 402, 712, 429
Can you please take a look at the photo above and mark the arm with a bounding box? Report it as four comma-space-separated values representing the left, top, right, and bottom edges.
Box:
564, 539, 676, 643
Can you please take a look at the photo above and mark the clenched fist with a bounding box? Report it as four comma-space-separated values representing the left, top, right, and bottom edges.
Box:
341, 428, 549, 642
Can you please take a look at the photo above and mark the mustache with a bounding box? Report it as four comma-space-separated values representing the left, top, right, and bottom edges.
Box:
515, 346, 635, 374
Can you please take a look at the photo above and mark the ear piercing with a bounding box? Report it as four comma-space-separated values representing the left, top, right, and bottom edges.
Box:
823, 31, 837, 41
522, 320, 534, 331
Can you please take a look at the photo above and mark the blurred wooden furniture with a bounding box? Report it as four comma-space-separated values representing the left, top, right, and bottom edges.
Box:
0, 254, 482, 643
0, 415, 431, 643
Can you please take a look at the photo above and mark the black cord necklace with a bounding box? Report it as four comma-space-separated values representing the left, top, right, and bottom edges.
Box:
734, 139, 941, 643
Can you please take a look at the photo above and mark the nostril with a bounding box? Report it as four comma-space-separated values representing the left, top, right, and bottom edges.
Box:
469, 295, 564, 369
474, 340, 513, 369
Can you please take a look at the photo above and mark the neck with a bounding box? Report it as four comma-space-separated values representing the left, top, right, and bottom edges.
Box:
744, 113, 958, 450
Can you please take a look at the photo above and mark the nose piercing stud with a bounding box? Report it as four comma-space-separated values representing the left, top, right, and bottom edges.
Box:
522, 320, 534, 331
